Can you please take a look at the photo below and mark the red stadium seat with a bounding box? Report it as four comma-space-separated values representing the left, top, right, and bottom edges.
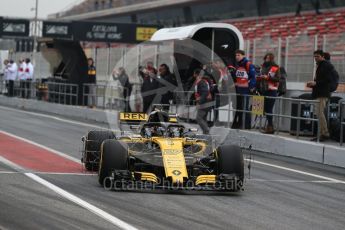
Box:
223, 9, 345, 40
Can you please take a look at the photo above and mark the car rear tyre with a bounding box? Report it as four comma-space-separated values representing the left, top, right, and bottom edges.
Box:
98, 140, 128, 186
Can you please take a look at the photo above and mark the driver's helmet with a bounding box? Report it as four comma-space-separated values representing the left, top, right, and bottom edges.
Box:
142, 126, 152, 138
151, 125, 166, 137
167, 126, 184, 138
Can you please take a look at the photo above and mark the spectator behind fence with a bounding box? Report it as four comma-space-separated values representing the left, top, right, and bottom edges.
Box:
230, 49, 256, 129
87, 58, 97, 108
146, 61, 157, 75
259, 53, 281, 134
212, 60, 230, 124
2, 59, 9, 95
6, 60, 17, 97
0, 59, 8, 94
24, 58, 34, 99
113, 67, 132, 112
141, 67, 160, 113
158, 63, 177, 112
307, 50, 332, 142
193, 68, 212, 134
203, 62, 220, 125
18, 59, 27, 98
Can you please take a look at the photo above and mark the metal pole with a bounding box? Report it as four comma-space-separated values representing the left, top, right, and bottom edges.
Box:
296, 101, 301, 139
155, 45, 159, 68
276, 97, 282, 134
322, 34, 326, 51
103, 85, 106, 109
211, 29, 215, 63
277, 37, 282, 66
340, 102, 344, 146
327, 100, 331, 125
285, 37, 289, 71
245, 40, 250, 57
340, 122, 343, 146
312, 35, 318, 81
317, 101, 321, 143
32, 0, 39, 63
228, 94, 231, 128
64, 84, 66, 105
137, 45, 141, 71
242, 94, 246, 129
252, 39, 256, 64
107, 44, 111, 77
82, 84, 85, 106
76, 85, 78, 105
122, 46, 126, 68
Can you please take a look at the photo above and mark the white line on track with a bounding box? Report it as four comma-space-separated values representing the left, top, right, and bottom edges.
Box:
0, 171, 97, 176
247, 159, 345, 184
249, 179, 345, 183
0, 105, 107, 129
0, 171, 19, 174
0, 130, 81, 164
35, 172, 97, 176
0, 156, 137, 230
26, 173, 138, 230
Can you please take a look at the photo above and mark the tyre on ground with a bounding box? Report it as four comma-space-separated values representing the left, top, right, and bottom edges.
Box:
98, 139, 128, 186
216, 144, 244, 191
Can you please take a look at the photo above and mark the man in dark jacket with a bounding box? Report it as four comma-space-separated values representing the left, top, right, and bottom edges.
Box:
87, 58, 97, 107
307, 50, 332, 141
194, 69, 212, 134
141, 68, 160, 113
158, 64, 177, 112
113, 67, 132, 112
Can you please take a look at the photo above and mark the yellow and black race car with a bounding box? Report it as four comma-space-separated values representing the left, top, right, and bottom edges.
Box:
82, 109, 244, 191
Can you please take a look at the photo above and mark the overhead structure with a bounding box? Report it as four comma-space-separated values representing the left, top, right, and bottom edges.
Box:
150, 23, 243, 84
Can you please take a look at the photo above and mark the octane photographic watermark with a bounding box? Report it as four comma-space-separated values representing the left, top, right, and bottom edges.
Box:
103, 176, 243, 191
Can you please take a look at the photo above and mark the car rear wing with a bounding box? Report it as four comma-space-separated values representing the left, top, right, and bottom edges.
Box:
119, 112, 178, 124
119, 112, 148, 123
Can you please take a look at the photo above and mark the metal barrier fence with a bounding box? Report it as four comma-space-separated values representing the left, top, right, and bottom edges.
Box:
47, 82, 79, 105
0, 75, 5, 94
174, 91, 323, 142
340, 101, 345, 146
82, 81, 128, 110
0, 80, 79, 105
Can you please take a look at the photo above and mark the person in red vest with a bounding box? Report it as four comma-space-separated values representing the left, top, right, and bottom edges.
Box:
230, 49, 256, 129
258, 53, 281, 134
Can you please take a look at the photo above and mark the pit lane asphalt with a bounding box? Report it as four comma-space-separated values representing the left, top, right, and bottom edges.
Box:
0, 106, 344, 230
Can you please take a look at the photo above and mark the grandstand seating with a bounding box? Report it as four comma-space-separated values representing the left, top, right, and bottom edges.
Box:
225, 9, 345, 40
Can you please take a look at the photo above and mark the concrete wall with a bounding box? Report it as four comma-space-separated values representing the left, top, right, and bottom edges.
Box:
211, 127, 344, 168
0, 96, 119, 127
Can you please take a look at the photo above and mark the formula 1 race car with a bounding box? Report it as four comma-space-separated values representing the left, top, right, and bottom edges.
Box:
82, 109, 244, 191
